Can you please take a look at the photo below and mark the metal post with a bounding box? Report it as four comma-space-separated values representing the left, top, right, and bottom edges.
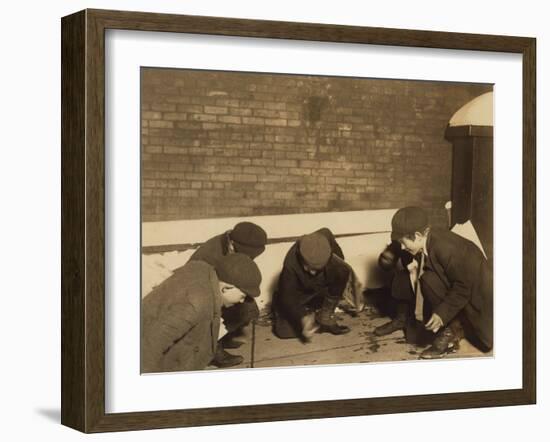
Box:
250, 319, 256, 368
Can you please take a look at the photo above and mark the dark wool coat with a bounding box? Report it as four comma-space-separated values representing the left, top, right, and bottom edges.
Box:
141, 261, 221, 373
421, 229, 493, 350
189, 232, 230, 268
273, 228, 348, 332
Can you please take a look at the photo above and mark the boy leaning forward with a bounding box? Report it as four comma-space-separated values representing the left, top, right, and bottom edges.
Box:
386, 206, 493, 359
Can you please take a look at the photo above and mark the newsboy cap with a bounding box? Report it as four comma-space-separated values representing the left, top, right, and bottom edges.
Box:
298, 232, 331, 270
215, 253, 262, 297
391, 206, 430, 241
229, 222, 268, 259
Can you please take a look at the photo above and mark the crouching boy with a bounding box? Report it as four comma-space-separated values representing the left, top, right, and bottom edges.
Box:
141, 253, 262, 373
272, 228, 352, 341
189, 221, 267, 367
386, 206, 493, 359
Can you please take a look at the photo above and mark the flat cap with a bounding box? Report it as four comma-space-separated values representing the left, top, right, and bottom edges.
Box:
299, 232, 331, 270
229, 222, 268, 259
391, 206, 429, 241
215, 253, 262, 297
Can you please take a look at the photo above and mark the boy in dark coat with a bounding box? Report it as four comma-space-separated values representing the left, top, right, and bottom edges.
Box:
141, 253, 262, 373
385, 206, 493, 359
373, 240, 417, 338
272, 228, 351, 341
189, 222, 267, 367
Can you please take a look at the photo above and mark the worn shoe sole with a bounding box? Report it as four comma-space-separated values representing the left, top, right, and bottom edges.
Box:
317, 325, 351, 335
210, 355, 244, 368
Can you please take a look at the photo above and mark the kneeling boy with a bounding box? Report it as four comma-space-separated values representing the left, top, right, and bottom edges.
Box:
141, 253, 262, 373
272, 228, 351, 341
385, 206, 493, 359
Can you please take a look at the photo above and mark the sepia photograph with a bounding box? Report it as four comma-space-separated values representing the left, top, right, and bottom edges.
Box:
139, 67, 494, 374
55, 4, 538, 434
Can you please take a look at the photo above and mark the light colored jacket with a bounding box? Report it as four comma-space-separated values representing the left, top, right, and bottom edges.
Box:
141, 261, 222, 373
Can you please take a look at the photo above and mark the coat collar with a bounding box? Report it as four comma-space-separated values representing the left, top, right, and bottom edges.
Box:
425, 230, 434, 256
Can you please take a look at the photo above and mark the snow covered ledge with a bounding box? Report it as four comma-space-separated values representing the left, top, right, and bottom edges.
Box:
141, 209, 398, 313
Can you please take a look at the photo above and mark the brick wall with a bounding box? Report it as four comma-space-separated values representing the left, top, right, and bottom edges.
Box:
141, 68, 492, 227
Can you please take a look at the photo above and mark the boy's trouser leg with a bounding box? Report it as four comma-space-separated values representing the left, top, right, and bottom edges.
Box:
273, 309, 301, 339
316, 259, 352, 335
374, 301, 409, 336
222, 295, 259, 334
419, 272, 464, 358
327, 257, 352, 299
374, 269, 414, 336
221, 296, 260, 348
459, 313, 492, 353
392, 268, 416, 301
272, 290, 318, 340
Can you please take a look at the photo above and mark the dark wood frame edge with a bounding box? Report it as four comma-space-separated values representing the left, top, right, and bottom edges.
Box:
61, 9, 537, 433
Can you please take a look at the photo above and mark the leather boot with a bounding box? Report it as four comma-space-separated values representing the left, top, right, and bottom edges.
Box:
374, 302, 408, 336
420, 319, 464, 359
220, 331, 245, 349
316, 297, 351, 335
210, 343, 244, 368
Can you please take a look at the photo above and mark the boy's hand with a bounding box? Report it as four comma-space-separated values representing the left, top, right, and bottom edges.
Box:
301, 313, 319, 340
425, 313, 443, 333
378, 243, 399, 270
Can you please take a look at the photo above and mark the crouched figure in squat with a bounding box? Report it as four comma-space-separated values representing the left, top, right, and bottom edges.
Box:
272, 228, 352, 341
387, 206, 493, 359
189, 221, 267, 367
141, 253, 262, 373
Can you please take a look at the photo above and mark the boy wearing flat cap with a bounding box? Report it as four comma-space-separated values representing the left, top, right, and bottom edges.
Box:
272, 228, 351, 341
141, 253, 262, 373
189, 222, 267, 366
385, 206, 493, 359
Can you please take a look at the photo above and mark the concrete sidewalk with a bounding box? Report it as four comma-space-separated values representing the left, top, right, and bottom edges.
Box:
208, 308, 490, 370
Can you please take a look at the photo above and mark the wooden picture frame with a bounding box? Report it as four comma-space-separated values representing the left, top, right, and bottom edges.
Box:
61, 8, 536, 433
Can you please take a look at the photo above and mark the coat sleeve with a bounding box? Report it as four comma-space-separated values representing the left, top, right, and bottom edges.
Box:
277, 266, 308, 329
431, 244, 476, 325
